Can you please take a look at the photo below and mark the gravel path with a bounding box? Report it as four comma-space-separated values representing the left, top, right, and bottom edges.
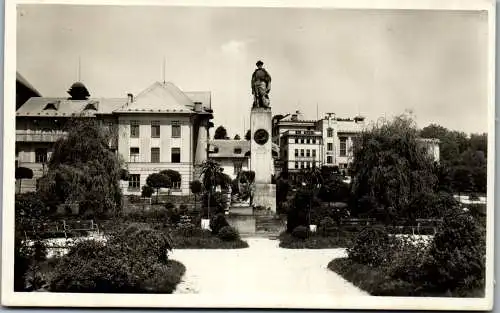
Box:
171, 238, 369, 296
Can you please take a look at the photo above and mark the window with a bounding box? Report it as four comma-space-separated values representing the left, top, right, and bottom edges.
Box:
306, 138, 310, 144
296, 130, 301, 134
312, 150, 316, 158
130, 147, 140, 162
130, 120, 139, 138
300, 149, 304, 157
172, 121, 181, 138
312, 139, 316, 144
172, 180, 181, 190
43, 101, 59, 110
327, 128, 333, 137
327, 143, 333, 151
340, 137, 347, 156
234, 148, 242, 154
151, 147, 160, 163
234, 161, 243, 175
35, 148, 48, 163
295, 138, 298, 144
306, 149, 310, 157
151, 121, 160, 138
306, 162, 311, 169
300, 139, 304, 144
294, 162, 299, 169
300, 162, 304, 169
327, 156, 333, 164
171, 147, 181, 163
295, 149, 299, 157
84, 101, 98, 111
128, 174, 140, 190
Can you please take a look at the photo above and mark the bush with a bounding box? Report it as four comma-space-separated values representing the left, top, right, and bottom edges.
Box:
209, 213, 229, 235
421, 213, 486, 293
217, 226, 240, 241
319, 216, 337, 236
291, 225, 309, 239
128, 195, 142, 204
167, 207, 181, 225
347, 226, 392, 267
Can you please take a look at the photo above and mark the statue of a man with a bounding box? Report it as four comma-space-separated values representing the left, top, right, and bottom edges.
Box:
251, 60, 271, 108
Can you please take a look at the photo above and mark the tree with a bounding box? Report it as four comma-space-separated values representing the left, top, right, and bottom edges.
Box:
141, 185, 154, 198
214, 126, 228, 140
159, 169, 181, 187
146, 173, 171, 203
37, 119, 122, 216
190, 180, 203, 211
119, 169, 129, 181
234, 134, 241, 140
245, 129, 251, 141
200, 160, 224, 218
15, 167, 33, 194
351, 114, 437, 222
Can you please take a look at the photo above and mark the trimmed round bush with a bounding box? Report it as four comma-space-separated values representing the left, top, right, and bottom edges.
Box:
347, 226, 392, 267
292, 225, 309, 239
217, 226, 240, 241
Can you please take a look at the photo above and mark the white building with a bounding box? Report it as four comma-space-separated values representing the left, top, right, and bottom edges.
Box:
16, 81, 213, 195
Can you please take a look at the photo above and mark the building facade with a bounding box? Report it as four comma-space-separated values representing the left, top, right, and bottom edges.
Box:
16, 81, 212, 195
274, 111, 440, 174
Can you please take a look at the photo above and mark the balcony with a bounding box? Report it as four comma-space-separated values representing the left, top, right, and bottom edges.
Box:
16, 130, 67, 142
294, 156, 318, 161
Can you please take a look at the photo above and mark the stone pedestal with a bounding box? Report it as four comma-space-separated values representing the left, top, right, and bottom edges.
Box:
250, 107, 276, 212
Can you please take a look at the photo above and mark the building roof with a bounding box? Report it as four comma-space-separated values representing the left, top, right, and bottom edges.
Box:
209, 140, 250, 158
115, 82, 197, 114
336, 120, 366, 133
16, 72, 41, 96
209, 139, 279, 158
185, 91, 211, 110
16, 81, 212, 117
16, 97, 126, 117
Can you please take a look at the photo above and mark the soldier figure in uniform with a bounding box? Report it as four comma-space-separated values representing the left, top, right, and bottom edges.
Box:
251, 60, 272, 108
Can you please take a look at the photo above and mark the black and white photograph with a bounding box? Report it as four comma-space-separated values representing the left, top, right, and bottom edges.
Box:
2, 0, 495, 309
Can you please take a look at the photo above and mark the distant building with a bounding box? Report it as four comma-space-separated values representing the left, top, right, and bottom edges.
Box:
208, 139, 279, 179
16, 80, 213, 194
274, 111, 439, 174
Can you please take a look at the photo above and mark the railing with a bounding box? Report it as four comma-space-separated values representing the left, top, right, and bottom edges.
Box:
16, 130, 67, 142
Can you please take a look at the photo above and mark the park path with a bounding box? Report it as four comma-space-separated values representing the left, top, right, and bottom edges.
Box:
171, 238, 369, 297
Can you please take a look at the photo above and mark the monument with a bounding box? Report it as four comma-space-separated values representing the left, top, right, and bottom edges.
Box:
250, 61, 276, 212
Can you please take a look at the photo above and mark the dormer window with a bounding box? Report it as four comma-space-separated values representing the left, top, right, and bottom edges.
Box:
234, 148, 242, 154
84, 101, 99, 111
43, 102, 59, 110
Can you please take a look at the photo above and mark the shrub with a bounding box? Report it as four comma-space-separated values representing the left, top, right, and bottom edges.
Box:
347, 226, 392, 267
166, 207, 181, 225
217, 226, 240, 241
421, 213, 486, 293
209, 213, 229, 235
128, 195, 142, 204
292, 225, 309, 239
319, 216, 337, 236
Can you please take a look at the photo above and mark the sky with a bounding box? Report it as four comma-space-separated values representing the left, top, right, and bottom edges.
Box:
17, 5, 490, 137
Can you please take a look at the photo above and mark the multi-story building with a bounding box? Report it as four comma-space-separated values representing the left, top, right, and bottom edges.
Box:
275, 112, 366, 173
16, 80, 213, 195
275, 111, 440, 174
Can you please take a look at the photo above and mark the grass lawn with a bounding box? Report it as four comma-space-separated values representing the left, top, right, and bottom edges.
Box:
171, 233, 249, 249
278, 232, 353, 249
328, 258, 485, 297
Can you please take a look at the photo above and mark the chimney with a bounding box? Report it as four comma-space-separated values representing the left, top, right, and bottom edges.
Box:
194, 102, 202, 112
127, 93, 134, 103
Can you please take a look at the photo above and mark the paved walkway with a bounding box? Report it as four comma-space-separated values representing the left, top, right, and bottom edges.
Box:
171, 238, 369, 296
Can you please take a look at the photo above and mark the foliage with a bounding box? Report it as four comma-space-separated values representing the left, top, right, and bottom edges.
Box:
146, 172, 171, 202
291, 225, 309, 239
421, 213, 486, 293
37, 119, 122, 216
159, 169, 182, 184
350, 115, 437, 221
190, 180, 203, 195
279, 231, 354, 249
209, 213, 230, 235
49, 224, 181, 293
317, 174, 350, 204
141, 185, 154, 198
347, 226, 392, 267
214, 125, 228, 139
119, 169, 129, 181
15, 167, 34, 193
200, 159, 225, 217
234, 134, 241, 140
202, 191, 228, 215
276, 178, 290, 213
245, 129, 251, 141
217, 226, 240, 241
404, 191, 459, 222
